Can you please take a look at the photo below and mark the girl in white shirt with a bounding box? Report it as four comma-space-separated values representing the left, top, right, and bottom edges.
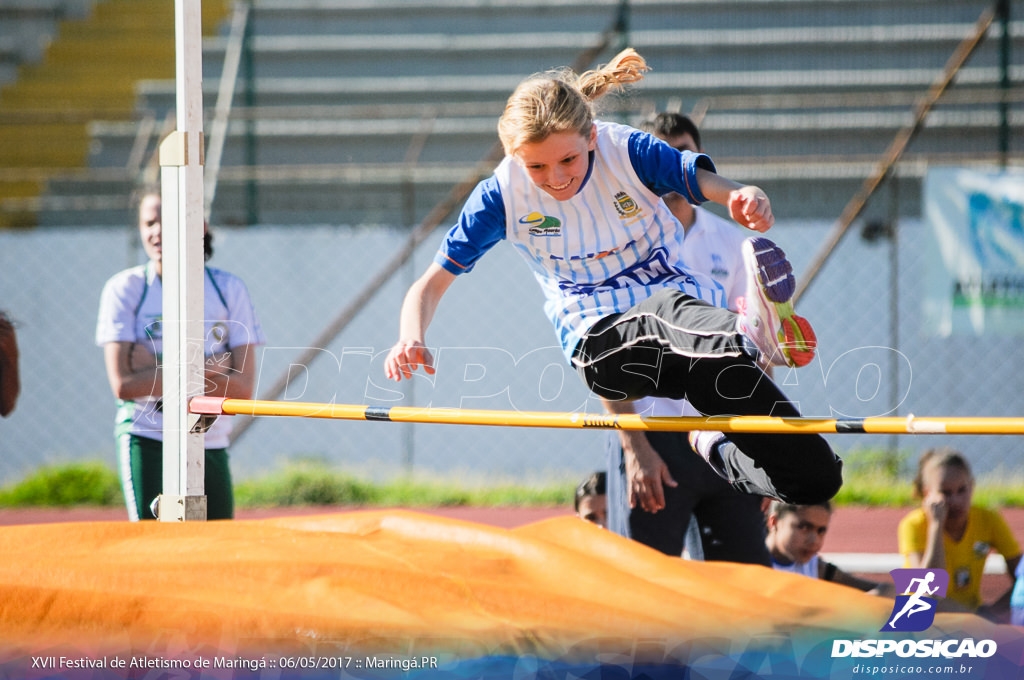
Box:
766, 501, 892, 595
96, 191, 265, 520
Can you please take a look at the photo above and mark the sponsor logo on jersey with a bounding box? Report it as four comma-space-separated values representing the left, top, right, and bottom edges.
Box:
549, 248, 618, 262
557, 246, 696, 296
519, 211, 562, 236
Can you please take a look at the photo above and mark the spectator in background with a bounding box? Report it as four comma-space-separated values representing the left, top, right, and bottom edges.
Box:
898, 447, 1021, 620
766, 500, 894, 595
575, 471, 608, 529
1011, 559, 1024, 626
95, 189, 266, 521
604, 112, 772, 566
0, 310, 19, 417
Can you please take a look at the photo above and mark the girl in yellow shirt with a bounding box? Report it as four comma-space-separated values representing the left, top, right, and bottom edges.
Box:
898, 448, 1021, 620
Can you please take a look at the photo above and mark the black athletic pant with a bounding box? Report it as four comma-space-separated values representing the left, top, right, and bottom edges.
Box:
617, 430, 773, 564
574, 289, 843, 504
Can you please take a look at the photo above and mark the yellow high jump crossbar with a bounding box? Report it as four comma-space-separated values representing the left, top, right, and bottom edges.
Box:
190, 397, 1024, 435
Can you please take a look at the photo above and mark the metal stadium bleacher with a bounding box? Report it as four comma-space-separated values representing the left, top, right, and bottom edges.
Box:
0, 0, 229, 227
1, 0, 1020, 228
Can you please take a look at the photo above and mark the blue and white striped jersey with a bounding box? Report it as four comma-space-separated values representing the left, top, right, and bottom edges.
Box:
435, 121, 727, 362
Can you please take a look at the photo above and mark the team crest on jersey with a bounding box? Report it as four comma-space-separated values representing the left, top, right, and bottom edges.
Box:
613, 191, 642, 220
144, 317, 163, 339
519, 211, 562, 236
210, 321, 228, 344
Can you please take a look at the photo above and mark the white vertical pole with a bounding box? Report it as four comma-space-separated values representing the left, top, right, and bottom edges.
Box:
158, 0, 207, 521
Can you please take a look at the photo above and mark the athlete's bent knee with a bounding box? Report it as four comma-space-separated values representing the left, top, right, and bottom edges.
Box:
770, 439, 843, 504
783, 455, 843, 505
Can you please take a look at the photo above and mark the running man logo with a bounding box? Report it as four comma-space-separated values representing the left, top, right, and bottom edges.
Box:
881, 568, 949, 632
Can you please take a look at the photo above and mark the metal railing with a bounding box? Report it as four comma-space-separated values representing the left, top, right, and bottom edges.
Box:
203, 0, 250, 220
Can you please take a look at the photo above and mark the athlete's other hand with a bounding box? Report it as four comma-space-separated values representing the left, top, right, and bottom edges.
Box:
729, 186, 774, 233
623, 433, 677, 513
385, 340, 435, 381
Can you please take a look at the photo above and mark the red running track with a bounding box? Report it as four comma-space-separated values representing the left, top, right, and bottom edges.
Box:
2, 505, 1023, 552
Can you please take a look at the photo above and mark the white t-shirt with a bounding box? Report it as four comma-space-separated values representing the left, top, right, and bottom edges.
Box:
771, 554, 820, 579
95, 263, 265, 448
633, 206, 751, 417
681, 206, 750, 311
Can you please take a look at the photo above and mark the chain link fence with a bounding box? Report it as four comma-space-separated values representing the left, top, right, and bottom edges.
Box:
1, 200, 1022, 488
0, 0, 1020, 489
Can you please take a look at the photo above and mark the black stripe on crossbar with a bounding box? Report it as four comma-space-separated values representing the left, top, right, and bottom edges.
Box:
835, 419, 866, 433
364, 406, 393, 421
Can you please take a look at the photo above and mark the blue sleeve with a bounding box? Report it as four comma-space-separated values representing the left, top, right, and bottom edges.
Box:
433, 176, 506, 275
627, 130, 717, 204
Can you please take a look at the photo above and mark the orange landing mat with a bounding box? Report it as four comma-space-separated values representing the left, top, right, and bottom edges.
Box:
0, 511, 1020, 678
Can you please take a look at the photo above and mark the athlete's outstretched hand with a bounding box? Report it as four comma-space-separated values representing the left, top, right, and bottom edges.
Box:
386, 264, 454, 381
728, 185, 774, 233
385, 339, 435, 381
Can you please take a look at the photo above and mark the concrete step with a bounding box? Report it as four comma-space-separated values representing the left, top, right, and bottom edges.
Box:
24, 162, 485, 226
202, 31, 600, 80
136, 61, 1024, 114
696, 108, 1024, 158
22, 150, 1018, 228
0, 0, 92, 63
248, 0, 616, 37
85, 104, 1023, 172
88, 116, 500, 167
0, 0, 230, 226
14, 173, 920, 227
14, 0, 1018, 228
0, 121, 87, 166
0, 38, 20, 89
245, 0, 993, 37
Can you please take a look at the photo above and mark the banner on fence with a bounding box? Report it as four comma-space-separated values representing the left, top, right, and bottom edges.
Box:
924, 167, 1024, 336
